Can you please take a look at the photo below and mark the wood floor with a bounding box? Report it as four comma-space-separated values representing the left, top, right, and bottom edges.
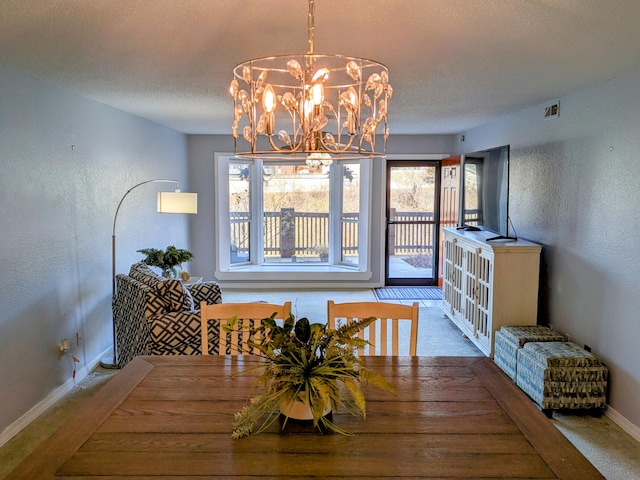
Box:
7, 355, 604, 479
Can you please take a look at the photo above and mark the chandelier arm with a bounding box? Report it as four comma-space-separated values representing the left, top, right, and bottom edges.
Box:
267, 135, 284, 153
290, 134, 306, 153
289, 116, 306, 152
289, 110, 300, 145
341, 135, 356, 152
320, 133, 355, 154
361, 129, 376, 151
250, 95, 258, 153
267, 134, 306, 155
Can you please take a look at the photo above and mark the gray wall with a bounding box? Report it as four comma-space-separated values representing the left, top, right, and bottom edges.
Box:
187, 134, 455, 288
0, 66, 190, 437
454, 70, 640, 431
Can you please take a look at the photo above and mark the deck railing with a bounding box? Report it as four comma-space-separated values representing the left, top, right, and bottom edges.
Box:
230, 209, 435, 259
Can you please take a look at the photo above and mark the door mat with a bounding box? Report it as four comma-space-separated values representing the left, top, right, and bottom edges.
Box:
374, 287, 443, 301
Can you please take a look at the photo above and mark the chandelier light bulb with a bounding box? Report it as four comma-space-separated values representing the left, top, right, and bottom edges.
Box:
311, 83, 324, 106
262, 84, 276, 113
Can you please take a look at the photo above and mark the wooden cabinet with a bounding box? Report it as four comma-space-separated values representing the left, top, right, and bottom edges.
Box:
441, 227, 542, 356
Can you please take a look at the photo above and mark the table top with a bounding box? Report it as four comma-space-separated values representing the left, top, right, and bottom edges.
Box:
8, 355, 603, 479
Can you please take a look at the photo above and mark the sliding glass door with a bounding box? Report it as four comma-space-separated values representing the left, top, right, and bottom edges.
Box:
385, 161, 441, 286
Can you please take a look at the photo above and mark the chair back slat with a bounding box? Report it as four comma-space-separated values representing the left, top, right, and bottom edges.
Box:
327, 301, 419, 356
200, 301, 292, 355
392, 318, 400, 356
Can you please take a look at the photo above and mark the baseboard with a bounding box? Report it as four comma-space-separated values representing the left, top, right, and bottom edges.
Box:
605, 405, 640, 443
0, 347, 109, 449
219, 282, 384, 290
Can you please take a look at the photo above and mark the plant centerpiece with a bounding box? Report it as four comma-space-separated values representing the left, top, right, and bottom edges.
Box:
137, 245, 193, 278
225, 313, 396, 438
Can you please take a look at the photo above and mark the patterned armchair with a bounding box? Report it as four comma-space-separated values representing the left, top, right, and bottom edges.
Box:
113, 263, 222, 368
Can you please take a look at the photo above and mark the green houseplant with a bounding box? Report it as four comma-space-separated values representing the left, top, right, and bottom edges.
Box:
312, 244, 329, 260
225, 314, 396, 438
137, 245, 193, 278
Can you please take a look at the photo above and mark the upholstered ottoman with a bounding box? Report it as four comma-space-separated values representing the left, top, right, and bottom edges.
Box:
494, 326, 565, 381
516, 342, 608, 417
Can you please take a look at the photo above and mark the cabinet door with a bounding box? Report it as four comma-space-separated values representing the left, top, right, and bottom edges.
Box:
442, 236, 455, 311
451, 239, 465, 317
473, 248, 493, 352
461, 246, 478, 337
442, 236, 464, 315
461, 246, 494, 351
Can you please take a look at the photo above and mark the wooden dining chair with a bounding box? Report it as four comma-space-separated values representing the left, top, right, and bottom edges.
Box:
327, 300, 419, 356
200, 301, 292, 355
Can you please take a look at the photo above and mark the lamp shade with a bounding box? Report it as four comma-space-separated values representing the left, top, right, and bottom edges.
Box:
157, 191, 198, 214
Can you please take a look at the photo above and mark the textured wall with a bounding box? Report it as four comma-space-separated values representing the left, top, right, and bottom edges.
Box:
454, 69, 640, 431
0, 66, 190, 436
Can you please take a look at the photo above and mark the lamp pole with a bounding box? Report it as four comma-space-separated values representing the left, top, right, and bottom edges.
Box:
102, 179, 184, 369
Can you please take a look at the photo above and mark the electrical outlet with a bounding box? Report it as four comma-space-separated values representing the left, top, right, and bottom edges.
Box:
58, 339, 69, 358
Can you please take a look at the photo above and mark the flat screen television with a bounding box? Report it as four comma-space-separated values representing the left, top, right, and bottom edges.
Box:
460, 144, 515, 241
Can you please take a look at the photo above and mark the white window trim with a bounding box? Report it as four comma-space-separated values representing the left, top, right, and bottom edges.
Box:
214, 153, 373, 282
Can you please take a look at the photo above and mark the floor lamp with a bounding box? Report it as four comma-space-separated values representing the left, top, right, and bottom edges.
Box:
101, 179, 198, 369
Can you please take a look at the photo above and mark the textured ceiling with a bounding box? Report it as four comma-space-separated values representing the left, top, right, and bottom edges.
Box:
2, 1, 640, 135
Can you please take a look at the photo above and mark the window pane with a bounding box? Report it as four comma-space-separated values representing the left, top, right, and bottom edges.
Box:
388, 165, 437, 279
463, 162, 480, 226
263, 163, 330, 264
229, 161, 250, 264
341, 164, 360, 265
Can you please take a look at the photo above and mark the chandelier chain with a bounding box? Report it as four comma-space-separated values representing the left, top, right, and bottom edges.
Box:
308, 0, 315, 55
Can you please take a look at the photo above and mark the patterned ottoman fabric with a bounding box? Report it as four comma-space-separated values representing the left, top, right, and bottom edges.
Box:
493, 326, 565, 381
516, 341, 608, 413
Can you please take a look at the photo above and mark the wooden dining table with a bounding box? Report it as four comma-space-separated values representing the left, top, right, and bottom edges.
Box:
8, 355, 603, 479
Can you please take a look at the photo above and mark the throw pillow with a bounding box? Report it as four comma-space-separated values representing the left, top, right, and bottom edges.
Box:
155, 279, 195, 312
130, 262, 165, 287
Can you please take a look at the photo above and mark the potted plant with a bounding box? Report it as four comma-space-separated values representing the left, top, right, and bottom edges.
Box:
312, 244, 329, 261
225, 314, 395, 439
137, 245, 193, 278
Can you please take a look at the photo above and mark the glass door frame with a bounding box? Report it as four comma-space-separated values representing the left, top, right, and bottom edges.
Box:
385, 159, 442, 287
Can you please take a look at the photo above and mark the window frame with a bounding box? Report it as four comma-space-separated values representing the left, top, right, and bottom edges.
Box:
214, 153, 373, 282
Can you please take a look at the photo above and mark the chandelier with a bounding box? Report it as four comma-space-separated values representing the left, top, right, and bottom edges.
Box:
230, 0, 392, 163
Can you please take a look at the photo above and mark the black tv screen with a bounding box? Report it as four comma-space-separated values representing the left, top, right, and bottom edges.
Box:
461, 145, 511, 238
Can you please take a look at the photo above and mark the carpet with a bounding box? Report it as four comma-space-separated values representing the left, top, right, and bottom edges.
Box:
375, 286, 443, 301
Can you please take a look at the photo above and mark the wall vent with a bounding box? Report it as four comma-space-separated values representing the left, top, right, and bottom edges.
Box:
544, 100, 560, 120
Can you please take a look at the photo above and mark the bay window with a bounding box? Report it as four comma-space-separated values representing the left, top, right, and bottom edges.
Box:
215, 154, 372, 281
